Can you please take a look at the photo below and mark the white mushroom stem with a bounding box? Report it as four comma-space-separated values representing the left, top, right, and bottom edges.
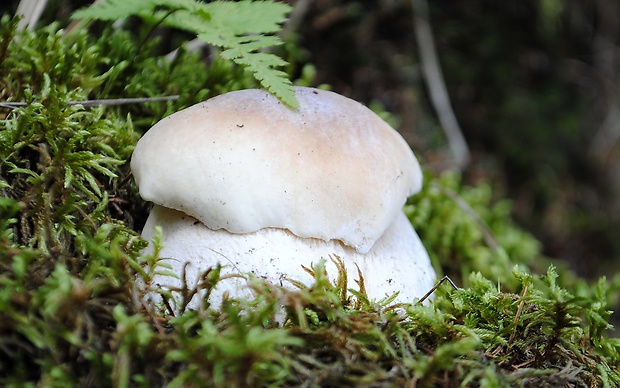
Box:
141, 205, 436, 310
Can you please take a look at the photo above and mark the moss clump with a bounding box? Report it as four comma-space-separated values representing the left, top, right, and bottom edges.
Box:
1, 13, 619, 387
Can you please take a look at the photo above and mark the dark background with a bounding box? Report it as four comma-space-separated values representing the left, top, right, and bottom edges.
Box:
291, 0, 620, 280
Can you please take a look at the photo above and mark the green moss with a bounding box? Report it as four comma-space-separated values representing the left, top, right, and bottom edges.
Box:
1, 11, 619, 387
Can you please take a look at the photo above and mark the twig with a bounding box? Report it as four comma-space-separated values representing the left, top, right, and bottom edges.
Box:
165, 38, 208, 62
508, 283, 530, 345
15, 0, 49, 31
282, 0, 313, 38
588, 2, 620, 161
490, 283, 531, 358
431, 181, 499, 250
418, 275, 459, 304
64, 0, 109, 37
412, 0, 470, 170
589, 94, 620, 160
0, 95, 179, 109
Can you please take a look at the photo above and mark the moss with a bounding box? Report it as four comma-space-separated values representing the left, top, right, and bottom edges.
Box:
1, 12, 619, 387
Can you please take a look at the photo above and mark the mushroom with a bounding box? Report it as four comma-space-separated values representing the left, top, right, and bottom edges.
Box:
132, 87, 436, 310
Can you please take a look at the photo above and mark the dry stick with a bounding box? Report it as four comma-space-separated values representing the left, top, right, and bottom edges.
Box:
418, 275, 459, 304
165, 38, 209, 62
432, 182, 499, 251
590, 97, 620, 160
412, 0, 470, 170
588, 2, 620, 160
490, 283, 531, 358
508, 283, 530, 345
63, 0, 110, 37
0, 95, 180, 109
15, 0, 49, 31
282, 0, 313, 38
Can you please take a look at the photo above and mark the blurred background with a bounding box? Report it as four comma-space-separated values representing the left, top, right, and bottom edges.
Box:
289, 0, 620, 281
6, 0, 620, 281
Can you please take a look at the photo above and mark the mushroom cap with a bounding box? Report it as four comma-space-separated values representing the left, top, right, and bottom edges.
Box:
141, 205, 436, 310
131, 87, 422, 253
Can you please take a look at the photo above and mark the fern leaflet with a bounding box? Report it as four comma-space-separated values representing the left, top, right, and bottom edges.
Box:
72, 0, 297, 107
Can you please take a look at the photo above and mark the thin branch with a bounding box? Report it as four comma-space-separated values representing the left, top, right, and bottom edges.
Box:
589, 92, 620, 160
0, 95, 179, 109
508, 283, 530, 345
418, 275, 459, 304
282, 0, 313, 38
15, 0, 49, 31
64, 0, 109, 37
412, 0, 470, 170
165, 38, 208, 62
431, 181, 499, 251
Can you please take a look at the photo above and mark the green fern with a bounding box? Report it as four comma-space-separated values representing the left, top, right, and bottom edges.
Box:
71, 0, 297, 107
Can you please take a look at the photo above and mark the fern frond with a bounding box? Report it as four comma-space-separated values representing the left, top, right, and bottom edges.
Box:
198, 1, 290, 35
168, 1, 296, 107
71, 0, 156, 21
72, 0, 297, 107
217, 48, 296, 108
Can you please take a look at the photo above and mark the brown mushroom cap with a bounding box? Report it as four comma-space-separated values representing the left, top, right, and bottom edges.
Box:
131, 87, 422, 253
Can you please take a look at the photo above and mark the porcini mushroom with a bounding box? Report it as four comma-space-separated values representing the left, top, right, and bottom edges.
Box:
132, 87, 436, 310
